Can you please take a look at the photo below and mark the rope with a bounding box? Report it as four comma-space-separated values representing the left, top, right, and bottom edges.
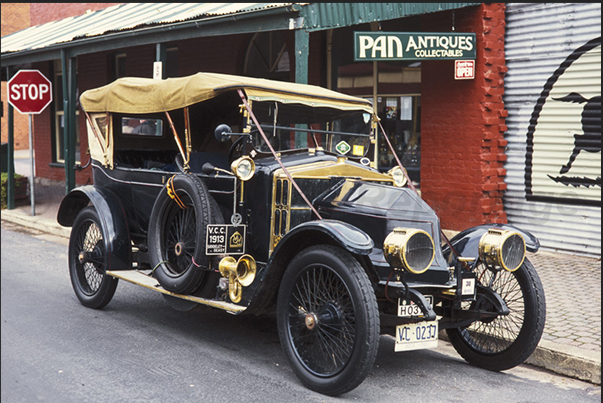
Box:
166, 175, 188, 209
237, 89, 323, 220
151, 260, 169, 275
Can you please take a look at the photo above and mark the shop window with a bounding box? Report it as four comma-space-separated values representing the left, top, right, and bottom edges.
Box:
336, 61, 422, 187
53, 60, 80, 165
376, 95, 421, 185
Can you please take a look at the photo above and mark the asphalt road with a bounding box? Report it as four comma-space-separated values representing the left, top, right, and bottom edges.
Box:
1, 223, 600, 403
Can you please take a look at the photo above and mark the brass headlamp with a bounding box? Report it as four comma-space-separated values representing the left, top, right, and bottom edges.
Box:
383, 228, 435, 274
479, 229, 526, 272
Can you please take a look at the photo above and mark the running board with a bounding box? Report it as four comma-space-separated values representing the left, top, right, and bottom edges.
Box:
106, 270, 246, 314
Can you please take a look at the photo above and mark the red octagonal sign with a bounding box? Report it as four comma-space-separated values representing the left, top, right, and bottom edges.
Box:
8, 69, 53, 114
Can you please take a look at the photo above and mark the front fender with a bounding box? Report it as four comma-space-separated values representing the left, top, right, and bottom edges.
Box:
443, 223, 540, 266
274, 219, 374, 256
244, 220, 374, 315
57, 185, 131, 271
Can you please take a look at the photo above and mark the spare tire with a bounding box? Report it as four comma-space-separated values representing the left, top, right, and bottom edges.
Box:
148, 174, 222, 295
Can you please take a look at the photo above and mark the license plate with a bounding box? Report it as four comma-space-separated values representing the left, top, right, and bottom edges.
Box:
395, 320, 438, 352
398, 295, 433, 317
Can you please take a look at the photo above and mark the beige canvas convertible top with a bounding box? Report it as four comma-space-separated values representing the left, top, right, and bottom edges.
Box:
80, 72, 374, 114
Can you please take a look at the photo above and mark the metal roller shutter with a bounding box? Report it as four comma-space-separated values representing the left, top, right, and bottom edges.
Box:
503, 3, 601, 256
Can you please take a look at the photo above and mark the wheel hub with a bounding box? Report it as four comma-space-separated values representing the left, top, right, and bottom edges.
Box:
174, 242, 185, 257
78, 251, 86, 264
304, 313, 318, 330
303, 304, 342, 331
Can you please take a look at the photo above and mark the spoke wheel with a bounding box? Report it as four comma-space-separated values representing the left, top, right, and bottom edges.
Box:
149, 175, 210, 294
277, 245, 379, 396
446, 258, 546, 371
148, 174, 223, 295
69, 207, 118, 309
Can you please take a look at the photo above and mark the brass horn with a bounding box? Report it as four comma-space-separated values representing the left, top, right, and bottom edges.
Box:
218, 254, 257, 303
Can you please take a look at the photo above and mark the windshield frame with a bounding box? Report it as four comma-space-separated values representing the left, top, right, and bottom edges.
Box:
246, 100, 376, 159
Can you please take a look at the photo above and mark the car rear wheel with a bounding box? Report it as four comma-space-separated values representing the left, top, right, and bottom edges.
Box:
69, 206, 118, 309
446, 258, 546, 371
277, 245, 379, 396
148, 174, 222, 295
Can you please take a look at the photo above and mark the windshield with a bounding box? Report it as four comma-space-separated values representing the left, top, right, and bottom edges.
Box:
249, 101, 373, 158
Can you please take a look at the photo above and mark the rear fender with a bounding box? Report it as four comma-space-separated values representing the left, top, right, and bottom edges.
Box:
443, 223, 540, 266
57, 185, 131, 271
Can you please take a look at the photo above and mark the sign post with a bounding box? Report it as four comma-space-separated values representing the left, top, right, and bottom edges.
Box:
7, 69, 53, 216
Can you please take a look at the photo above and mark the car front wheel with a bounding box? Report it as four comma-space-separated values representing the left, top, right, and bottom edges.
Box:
446, 258, 546, 371
277, 245, 380, 396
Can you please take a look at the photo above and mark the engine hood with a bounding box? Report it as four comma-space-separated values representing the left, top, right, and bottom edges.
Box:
314, 179, 450, 284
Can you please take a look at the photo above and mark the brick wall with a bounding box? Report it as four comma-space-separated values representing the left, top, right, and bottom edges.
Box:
420, 3, 508, 230
29, 3, 122, 26
2, 3, 119, 154
1, 3, 31, 150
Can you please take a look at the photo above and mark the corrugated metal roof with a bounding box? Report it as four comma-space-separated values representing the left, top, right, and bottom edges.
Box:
301, 3, 480, 31
1, 3, 296, 54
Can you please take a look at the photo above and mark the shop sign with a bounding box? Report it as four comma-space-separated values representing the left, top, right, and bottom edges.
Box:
455, 60, 475, 80
354, 32, 476, 61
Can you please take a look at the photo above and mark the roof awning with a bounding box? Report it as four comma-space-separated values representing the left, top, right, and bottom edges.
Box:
1, 3, 303, 66
1, 3, 479, 68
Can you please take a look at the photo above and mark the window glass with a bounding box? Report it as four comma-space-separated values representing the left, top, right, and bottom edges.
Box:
121, 117, 163, 137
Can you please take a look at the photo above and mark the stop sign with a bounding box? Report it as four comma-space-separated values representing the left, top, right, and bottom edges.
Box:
8, 69, 53, 114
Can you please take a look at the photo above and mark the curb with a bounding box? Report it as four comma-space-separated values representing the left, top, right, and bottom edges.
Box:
437, 327, 601, 385
2, 209, 600, 385
526, 339, 601, 385
1, 209, 71, 239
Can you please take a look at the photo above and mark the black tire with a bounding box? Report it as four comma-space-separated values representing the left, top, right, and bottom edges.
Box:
277, 245, 380, 396
148, 174, 220, 295
69, 206, 118, 309
446, 258, 546, 371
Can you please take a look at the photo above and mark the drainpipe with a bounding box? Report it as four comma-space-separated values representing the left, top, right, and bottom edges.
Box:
155, 43, 166, 79
61, 49, 77, 192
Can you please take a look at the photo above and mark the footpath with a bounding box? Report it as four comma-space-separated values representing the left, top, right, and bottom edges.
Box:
1, 154, 600, 385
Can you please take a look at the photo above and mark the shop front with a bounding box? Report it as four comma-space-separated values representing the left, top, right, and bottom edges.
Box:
5, 3, 510, 232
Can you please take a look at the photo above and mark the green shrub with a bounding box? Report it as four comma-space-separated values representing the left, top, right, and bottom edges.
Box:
1, 172, 27, 209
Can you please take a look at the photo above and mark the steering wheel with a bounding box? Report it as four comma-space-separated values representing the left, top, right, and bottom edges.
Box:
227, 136, 246, 164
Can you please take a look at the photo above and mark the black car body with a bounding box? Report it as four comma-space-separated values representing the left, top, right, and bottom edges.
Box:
58, 72, 546, 396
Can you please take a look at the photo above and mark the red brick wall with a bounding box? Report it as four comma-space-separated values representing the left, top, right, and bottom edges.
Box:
2, 3, 120, 154
1, 3, 30, 36
29, 3, 122, 26
1, 3, 31, 150
420, 3, 508, 230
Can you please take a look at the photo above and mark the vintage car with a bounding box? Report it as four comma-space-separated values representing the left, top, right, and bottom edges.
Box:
58, 72, 546, 396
